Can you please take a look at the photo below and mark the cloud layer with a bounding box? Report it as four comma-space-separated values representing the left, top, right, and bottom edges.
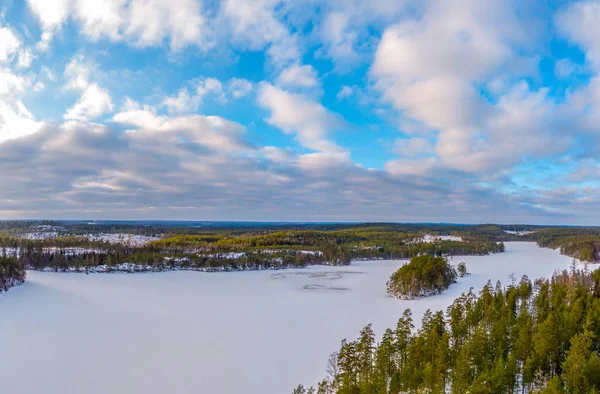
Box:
0, 0, 599, 223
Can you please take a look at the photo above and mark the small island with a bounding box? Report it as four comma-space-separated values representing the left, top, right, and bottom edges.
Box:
386, 255, 461, 299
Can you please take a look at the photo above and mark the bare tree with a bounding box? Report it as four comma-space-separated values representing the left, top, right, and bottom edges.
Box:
326, 351, 339, 383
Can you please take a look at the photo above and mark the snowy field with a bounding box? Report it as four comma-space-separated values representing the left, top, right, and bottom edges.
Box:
0, 243, 575, 394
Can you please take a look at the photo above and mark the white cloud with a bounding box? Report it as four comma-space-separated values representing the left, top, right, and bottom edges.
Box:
275, 63, 319, 90
228, 78, 253, 99
113, 99, 249, 153
318, 12, 359, 67
336, 85, 353, 101
163, 77, 239, 114
64, 84, 114, 121
64, 55, 93, 90
556, 2, 600, 70
555, 58, 582, 79
385, 157, 436, 177
312, 0, 416, 69
63, 56, 113, 121
0, 100, 44, 143
41, 66, 57, 82
219, 0, 300, 66
195, 78, 225, 104
371, 0, 549, 175
393, 138, 433, 157
0, 69, 30, 95
0, 24, 40, 142
164, 88, 199, 114
260, 145, 292, 163
26, 0, 71, 50
27, 0, 212, 50
257, 83, 343, 153
17, 49, 34, 68
0, 26, 21, 63
434, 82, 570, 174
33, 81, 45, 92
296, 151, 352, 172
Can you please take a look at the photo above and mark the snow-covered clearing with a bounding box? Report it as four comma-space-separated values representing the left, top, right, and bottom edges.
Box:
18, 231, 160, 246
504, 230, 535, 235
414, 234, 463, 243
0, 243, 575, 394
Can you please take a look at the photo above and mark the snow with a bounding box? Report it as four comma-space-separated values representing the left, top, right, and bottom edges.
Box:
0, 243, 576, 394
22, 231, 62, 240
31, 225, 66, 232
415, 234, 463, 243
83, 233, 161, 246
504, 230, 535, 235
260, 249, 323, 256
17, 231, 160, 246
202, 251, 247, 259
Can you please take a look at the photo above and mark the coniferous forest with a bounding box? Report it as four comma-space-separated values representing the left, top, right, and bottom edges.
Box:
294, 266, 600, 394
0, 222, 507, 275
0, 255, 26, 292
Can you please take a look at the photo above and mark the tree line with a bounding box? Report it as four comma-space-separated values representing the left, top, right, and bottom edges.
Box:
0, 225, 505, 273
533, 229, 600, 262
295, 265, 600, 394
0, 256, 26, 293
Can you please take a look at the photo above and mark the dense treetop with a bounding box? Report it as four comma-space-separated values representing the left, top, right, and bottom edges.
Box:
386, 256, 458, 299
296, 266, 600, 394
0, 255, 25, 293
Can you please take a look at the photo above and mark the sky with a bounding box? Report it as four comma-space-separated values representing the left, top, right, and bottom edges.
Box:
1, 0, 600, 224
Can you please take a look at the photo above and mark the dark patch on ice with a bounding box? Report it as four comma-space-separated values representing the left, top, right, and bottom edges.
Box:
270, 271, 363, 280
303, 284, 349, 291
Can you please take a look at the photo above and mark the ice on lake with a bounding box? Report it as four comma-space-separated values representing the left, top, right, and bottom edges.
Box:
0, 242, 576, 394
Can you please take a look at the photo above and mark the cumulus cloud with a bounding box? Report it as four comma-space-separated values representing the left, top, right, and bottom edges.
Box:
64, 84, 114, 121
556, 2, 600, 70
63, 56, 113, 121
371, 0, 565, 175
393, 137, 433, 157
555, 58, 583, 79
26, 0, 212, 50
0, 68, 30, 95
163, 77, 252, 114
113, 99, 251, 153
257, 83, 344, 153
385, 157, 436, 177
318, 12, 359, 67
313, 0, 416, 69
218, 0, 300, 66
555, 2, 600, 137
275, 64, 319, 90
164, 88, 199, 114
0, 26, 21, 63
0, 100, 44, 143
228, 78, 253, 99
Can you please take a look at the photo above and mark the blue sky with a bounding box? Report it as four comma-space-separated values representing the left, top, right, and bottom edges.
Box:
1, 0, 600, 224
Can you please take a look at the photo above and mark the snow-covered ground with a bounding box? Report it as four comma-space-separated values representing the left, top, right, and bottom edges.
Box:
504, 230, 535, 235
416, 234, 463, 243
0, 243, 576, 394
83, 233, 161, 246
18, 231, 160, 246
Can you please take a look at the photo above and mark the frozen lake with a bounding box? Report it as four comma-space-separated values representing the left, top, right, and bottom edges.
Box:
0, 242, 575, 393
